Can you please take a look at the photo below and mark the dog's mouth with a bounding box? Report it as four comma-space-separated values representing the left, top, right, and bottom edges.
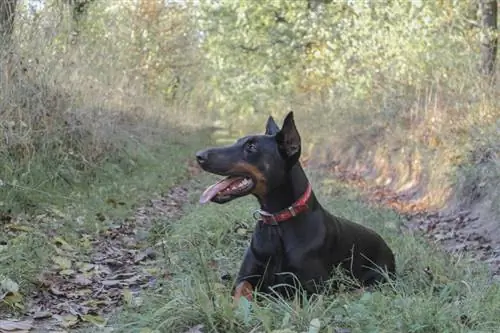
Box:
200, 176, 255, 204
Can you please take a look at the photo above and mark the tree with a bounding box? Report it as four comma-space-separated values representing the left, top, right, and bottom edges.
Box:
0, 0, 17, 44
479, 0, 498, 81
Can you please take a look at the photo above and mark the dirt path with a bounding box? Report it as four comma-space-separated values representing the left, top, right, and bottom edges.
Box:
3, 164, 202, 333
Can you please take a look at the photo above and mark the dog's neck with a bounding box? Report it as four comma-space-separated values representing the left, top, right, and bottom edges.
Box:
259, 164, 317, 214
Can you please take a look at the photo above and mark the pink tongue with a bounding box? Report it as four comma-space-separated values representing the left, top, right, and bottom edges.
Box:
199, 177, 239, 204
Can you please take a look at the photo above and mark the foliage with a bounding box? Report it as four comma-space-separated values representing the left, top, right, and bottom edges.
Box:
199, 0, 479, 117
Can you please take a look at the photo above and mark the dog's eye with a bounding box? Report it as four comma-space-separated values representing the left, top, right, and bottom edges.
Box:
245, 142, 257, 153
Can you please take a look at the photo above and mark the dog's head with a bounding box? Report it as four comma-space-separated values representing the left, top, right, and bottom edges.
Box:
196, 111, 301, 204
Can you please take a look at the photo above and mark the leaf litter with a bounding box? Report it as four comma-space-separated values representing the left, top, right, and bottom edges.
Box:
2, 178, 193, 332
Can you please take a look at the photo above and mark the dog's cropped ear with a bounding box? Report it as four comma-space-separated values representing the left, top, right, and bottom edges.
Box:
277, 111, 301, 160
265, 116, 280, 135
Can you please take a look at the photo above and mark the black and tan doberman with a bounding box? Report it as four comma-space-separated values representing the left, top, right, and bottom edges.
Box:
195, 112, 396, 302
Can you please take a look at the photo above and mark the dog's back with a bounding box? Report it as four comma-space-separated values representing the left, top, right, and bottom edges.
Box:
322, 212, 396, 285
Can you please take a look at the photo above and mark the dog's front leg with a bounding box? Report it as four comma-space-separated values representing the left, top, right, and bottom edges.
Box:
234, 280, 254, 302
233, 245, 272, 304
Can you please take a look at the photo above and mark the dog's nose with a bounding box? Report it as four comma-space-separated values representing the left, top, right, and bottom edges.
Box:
196, 150, 209, 165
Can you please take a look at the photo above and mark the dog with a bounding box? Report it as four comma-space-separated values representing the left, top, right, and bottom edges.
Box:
195, 112, 396, 302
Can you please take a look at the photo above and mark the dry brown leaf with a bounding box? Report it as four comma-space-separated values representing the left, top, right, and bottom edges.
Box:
49, 286, 65, 296
0, 319, 33, 331
78, 263, 96, 273
101, 280, 121, 287
122, 275, 141, 285
133, 248, 156, 263
53, 314, 79, 329
74, 275, 92, 286
32, 311, 52, 319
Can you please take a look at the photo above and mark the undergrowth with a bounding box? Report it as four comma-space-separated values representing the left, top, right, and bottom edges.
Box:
110, 172, 500, 333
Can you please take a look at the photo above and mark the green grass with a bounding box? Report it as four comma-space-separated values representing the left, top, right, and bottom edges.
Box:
0, 126, 211, 296
108, 170, 500, 333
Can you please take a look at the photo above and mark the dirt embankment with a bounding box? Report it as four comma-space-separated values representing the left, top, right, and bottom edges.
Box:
308, 140, 500, 280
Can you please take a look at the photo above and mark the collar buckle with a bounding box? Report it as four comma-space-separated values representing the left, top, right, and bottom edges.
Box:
253, 209, 278, 225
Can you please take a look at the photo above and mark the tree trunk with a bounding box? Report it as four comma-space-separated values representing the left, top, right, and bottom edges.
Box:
479, 0, 498, 82
0, 0, 17, 43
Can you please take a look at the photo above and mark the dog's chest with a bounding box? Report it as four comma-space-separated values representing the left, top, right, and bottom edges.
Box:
251, 219, 326, 270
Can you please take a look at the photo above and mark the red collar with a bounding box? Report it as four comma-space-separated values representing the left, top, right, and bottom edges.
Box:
256, 183, 312, 225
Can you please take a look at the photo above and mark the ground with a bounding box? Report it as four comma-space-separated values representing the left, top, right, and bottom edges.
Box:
1, 130, 500, 333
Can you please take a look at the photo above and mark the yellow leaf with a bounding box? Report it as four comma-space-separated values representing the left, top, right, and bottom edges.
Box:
53, 236, 74, 251
81, 314, 106, 327
59, 269, 76, 276
2, 291, 23, 308
52, 256, 72, 270
5, 224, 33, 232
48, 207, 67, 218
56, 314, 79, 328
143, 267, 159, 275
122, 288, 133, 306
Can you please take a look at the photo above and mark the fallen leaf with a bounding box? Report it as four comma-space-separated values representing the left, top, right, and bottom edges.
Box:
308, 318, 321, 333
122, 288, 134, 306
49, 286, 65, 296
53, 236, 74, 251
59, 269, 76, 276
54, 314, 79, 328
33, 311, 52, 319
334, 328, 352, 333
48, 207, 67, 218
183, 324, 204, 333
0, 277, 19, 293
133, 248, 156, 263
52, 256, 72, 270
236, 228, 247, 236
1, 291, 23, 308
123, 275, 141, 285
0, 319, 33, 331
81, 314, 106, 327
74, 274, 92, 286
139, 328, 156, 333
101, 280, 121, 287
78, 263, 96, 273
207, 260, 218, 269
71, 288, 92, 298
5, 224, 33, 232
